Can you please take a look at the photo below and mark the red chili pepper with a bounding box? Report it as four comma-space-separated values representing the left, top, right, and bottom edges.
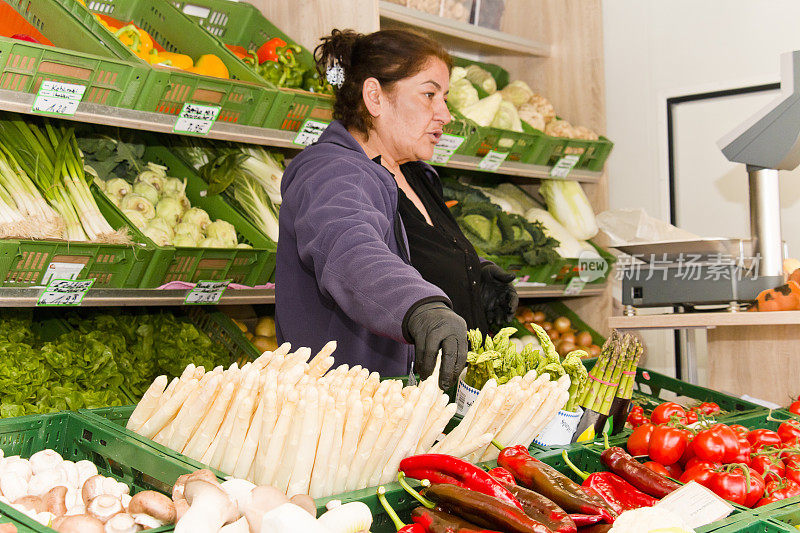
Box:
569, 513, 605, 526
11, 33, 40, 43
756, 478, 800, 507
562, 451, 657, 515
498, 445, 616, 524
377, 486, 426, 533
500, 481, 576, 533
257, 37, 287, 63
400, 454, 522, 511
600, 447, 681, 499
488, 467, 516, 486
411, 507, 500, 533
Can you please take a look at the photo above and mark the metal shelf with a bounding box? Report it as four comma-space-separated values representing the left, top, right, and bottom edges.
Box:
379, 1, 551, 57
0, 283, 603, 307
444, 154, 602, 183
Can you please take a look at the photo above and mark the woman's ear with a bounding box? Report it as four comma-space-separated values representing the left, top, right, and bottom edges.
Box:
362, 77, 383, 118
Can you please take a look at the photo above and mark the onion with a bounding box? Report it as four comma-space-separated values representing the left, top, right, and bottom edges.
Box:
588, 344, 601, 357
557, 340, 576, 357
554, 317, 571, 333
518, 308, 535, 323
576, 331, 593, 347
560, 333, 575, 345
547, 330, 559, 342
532, 311, 546, 324
541, 321, 553, 332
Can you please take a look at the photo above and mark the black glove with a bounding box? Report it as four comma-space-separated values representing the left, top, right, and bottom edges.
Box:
480, 263, 519, 327
405, 301, 468, 390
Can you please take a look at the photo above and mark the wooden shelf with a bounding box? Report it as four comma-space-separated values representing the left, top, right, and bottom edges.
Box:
379, 1, 551, 57
608, 311, 800, 330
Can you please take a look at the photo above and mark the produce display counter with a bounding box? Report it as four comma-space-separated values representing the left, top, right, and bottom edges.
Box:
608, 311, 800, 406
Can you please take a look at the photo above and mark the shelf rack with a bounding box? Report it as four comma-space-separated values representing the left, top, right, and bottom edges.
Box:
0, 283, 605, 307
608, 310, 800, 329
378, 1, 551, 57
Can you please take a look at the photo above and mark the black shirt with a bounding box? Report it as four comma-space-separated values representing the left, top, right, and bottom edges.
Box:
397, 162, 489, 332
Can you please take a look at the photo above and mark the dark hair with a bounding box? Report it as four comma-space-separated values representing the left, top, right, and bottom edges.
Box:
314, 28, 452, 134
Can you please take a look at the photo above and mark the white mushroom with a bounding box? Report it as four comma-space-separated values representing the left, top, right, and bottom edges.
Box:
133, 513, 165, 530
220, 479, 255, 516
171, 469, 218, 502
82, 476, 127, 505
75, 461, 99, 487
104, 513, 141, 533
87, 494, 123, 523
59, 461, 80, 488
65, 488, 81, 511
128, 490, 175, 526
174, 480, 238, 533
66, 503, 86, 516
243, 485, 289, 532
2, 458, 32, 481
52, 514, 106, 533
29, 450, 63, 475
120, 493, 132, 510
1, 474, 29, 503
28, 468, 66, 496
34, 511, 55, 526
219, 517, 249, 533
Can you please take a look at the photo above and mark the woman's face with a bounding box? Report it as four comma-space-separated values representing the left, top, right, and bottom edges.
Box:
369, 58, 451, 163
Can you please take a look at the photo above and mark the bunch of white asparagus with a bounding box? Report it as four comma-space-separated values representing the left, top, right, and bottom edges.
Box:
126, 341, 568, 499
432, 372, 570, 463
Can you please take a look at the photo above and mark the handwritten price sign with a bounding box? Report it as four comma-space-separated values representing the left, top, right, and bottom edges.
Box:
293, 120, 329, 146
428, 134, 465, 165
174, 103, 221, 135
32, 81, 86, 116
184, 280, 230, 305
37, 278, 94, 307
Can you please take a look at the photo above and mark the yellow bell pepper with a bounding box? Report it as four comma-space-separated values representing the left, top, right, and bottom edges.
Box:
150, 50, 194, 70
114, 24, 154, 60
188, 54, 229, 79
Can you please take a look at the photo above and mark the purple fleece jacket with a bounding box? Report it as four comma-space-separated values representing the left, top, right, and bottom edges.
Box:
275, 120, 450, 377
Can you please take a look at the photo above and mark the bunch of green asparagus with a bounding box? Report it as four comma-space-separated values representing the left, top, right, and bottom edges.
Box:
464, 324, 589, 411
577, 331, 643, 416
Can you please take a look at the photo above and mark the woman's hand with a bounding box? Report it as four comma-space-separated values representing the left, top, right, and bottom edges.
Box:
406, 302, 468, 390
480, 264, 519, 327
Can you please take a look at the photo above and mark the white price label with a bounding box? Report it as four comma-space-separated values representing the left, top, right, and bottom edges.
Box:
564, 277, 586, 296
478, 150, 509, 171
32, 81, 86, 116
428, 134, 465, 164
549, 154, 581, 178
37, 278, 94, 307
293, 120, 329, 146
174, 103, 221, 135
184, 280, 230, 305
41, 262, 86, 286
656, 481, 734, 529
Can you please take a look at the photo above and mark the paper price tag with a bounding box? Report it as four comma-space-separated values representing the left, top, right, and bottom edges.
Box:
174, 103, 221, 135
428, 134, 465, 165
550, 154, 581, 178
564, 277, 586, 296
656, 481, 734, 529
478, 150, 509, 171
37, 278, 94, 307
293, 120, 329, 146
32, 81, 86, 116
184, 280, 230, 305
41, 262, 86, 286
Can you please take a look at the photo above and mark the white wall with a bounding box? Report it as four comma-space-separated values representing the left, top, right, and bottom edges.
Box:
602, 0, 800, 378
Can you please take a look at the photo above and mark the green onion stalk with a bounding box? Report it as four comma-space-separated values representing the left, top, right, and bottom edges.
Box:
0, 145, 62, 239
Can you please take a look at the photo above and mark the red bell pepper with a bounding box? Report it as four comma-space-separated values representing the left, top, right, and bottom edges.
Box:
257, 37, 287, 63
399, 454, 523, 511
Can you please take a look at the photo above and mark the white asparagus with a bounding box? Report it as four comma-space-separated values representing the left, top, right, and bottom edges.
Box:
232, 381, 268, 479
183, 381, 236, 460
127, 375, 168, 432
167, 373, 222, 452
212, 368, 258, 472
417, 394, 449, 453
432, 379, 496, 454
346, 403, 385, 491
138, 378, 198, 439
359, 407, 401, 489
307, 341, 336, 370
368, 406, 410, 487
322, 403, 346, 497
287, 387, 321, 497
309, 394, 337, 498
520, 389, 569, 448
416, 403, 457, 455
308, 356, 335, 379
272, 387, 308, 493
450, 432, 494, 459
259, 388, 299, 486
331, 393, 363, 494
460, 387, 505, 448
251, 384, 281, 484
218, 372, 260, 474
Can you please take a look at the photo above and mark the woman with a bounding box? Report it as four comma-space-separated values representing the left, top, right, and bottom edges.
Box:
275, 28, 517, 390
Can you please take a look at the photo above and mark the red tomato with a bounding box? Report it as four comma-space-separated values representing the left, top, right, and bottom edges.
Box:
643, 461, 670, 476
707, 466, 765, 507
692, 429, 728, 463
685, 410, 699, 424
756, 478, 800, 507
650, 426, 690, 466
651, 402, 688, 425
749, 454, 785, 483
627, 422, 655, 457
729, 424, 749, 437
784, 461, 800, 485
664, 462, 683, 479
778, 420, 800, 445
679, 440, 697, 467
747, 429, 782, 450
711, 424, 742, 463
680, 463, 717, 487
696, 402, 721, 415
730, 437, 752, 465
627, 405, 648, 428
789, 401, 800, 416
685, 458, 722, 471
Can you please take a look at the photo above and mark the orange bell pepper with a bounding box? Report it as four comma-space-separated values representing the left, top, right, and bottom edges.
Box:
148, 50, 194, 70
188, 54, 229, 79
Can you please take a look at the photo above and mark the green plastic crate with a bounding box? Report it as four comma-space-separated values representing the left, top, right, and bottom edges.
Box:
526, 132, 614, 172
171, 0, 335, 132
120, 142, 277, 287
483, 252, 566, 285
706, 520, 797, 533
755, 505, 800, 527
185, 306, 261, 366
1, 0, 151, 108
552, 241, 617, 286
0, 188, 153, 288
0, 411, 212, 532
59, 0, 278, 127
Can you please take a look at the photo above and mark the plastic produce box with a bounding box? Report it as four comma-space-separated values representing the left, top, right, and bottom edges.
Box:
62, 0, 277, 127
107, 141, 276, 287
528, 131, 615, 172
0, 188, 154, 288
0, 0, 150, 109
551, 241, 617, 286
171, 0, 334, 132
754, 505, 800, 528
484, 252, 566, 285
0, 411, 208, 533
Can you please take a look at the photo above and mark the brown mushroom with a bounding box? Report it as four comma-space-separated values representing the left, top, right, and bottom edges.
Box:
128, 491, 176, 525
87, 494, 123, 523
174, 480, 238, 533
12, 495, 43, 514
52, 514, 105, 533
82, 476, 107, 505
171, 469, 218, 502
42, 486, 68, 517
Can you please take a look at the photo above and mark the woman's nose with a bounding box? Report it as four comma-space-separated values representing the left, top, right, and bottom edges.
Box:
434, 98, 451, 125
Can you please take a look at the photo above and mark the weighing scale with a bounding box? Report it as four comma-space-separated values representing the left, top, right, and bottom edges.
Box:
620, 50, 800, 311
